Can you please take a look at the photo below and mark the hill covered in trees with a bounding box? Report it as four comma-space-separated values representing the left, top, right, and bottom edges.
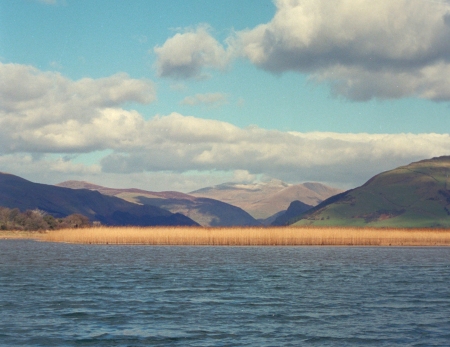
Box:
0, 207, 90, 231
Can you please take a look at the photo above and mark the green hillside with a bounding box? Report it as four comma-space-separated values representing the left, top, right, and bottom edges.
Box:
293, 156, 450, 228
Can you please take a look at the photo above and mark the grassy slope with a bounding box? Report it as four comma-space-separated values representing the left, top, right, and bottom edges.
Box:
294, 156, 450, 227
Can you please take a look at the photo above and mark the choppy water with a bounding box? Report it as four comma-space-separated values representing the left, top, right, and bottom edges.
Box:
1, 241, 450, 346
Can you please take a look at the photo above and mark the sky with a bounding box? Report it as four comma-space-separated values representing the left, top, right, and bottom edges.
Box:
1, 0, 450, 192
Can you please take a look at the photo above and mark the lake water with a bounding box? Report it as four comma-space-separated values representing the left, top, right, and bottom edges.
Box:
1, 240, 450, 346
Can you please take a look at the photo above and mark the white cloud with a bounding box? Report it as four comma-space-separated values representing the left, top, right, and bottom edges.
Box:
154, 25, 231, 79
232, 170, 257, 183
238, 1, 450, 67
154, 0, 450, 100
0, 62, 155, 153
0, 154, 100, 181
99, 113, 450, 187
180, 92, 228, 107
0, 152, 234, 192
234, 0, 450, 101
2, 63, 450, 190
0, 63, 155, 112
314, 61, 450, 101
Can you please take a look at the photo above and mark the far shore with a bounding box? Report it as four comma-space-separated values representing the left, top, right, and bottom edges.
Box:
2, 226, 447, 247
0, 230, 46, 240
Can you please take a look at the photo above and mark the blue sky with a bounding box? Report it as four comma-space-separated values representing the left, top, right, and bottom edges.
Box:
1, 0, 450, 192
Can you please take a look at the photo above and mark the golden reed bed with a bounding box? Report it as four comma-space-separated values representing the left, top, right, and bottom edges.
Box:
35, 226, 450, 246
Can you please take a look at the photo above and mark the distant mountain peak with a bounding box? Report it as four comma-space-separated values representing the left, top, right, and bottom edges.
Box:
57, 180, 259, 227
190, 179, 342, 219
192, 179, 290, 193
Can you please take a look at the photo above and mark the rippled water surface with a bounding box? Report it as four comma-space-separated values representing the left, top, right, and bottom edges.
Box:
1, 240, 450, 346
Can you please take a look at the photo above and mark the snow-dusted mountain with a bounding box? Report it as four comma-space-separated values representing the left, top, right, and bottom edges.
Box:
190, 179, 342, 220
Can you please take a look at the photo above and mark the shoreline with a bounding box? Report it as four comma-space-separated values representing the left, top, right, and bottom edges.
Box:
0, 231, 43, 240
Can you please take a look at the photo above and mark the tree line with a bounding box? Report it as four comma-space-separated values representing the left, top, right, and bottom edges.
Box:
0, 207, 91, 231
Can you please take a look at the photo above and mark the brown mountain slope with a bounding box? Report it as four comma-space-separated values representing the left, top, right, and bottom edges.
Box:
190, 179, 342, 219
57, 181, 260, 227
58, 181, 193, 200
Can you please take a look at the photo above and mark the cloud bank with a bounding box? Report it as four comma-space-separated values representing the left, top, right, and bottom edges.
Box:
99, 114, 450, 186
2, 62, 450, 190
155, 0, 450, 101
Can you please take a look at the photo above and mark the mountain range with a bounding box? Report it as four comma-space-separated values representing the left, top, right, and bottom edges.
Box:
56, 181, 260, 227
0, 172, 339, 227
291, 156, 450, 228
2, 156, 449, 228
0, 172, 197, 227
190, 179, 342, 220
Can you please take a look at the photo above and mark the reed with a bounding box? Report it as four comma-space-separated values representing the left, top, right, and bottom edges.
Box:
38, 226, 450, 246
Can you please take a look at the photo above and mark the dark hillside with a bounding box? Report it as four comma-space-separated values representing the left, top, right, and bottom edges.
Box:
57, 180, 260, 227
271, 200, 313, 226
0, 173, 198, 226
